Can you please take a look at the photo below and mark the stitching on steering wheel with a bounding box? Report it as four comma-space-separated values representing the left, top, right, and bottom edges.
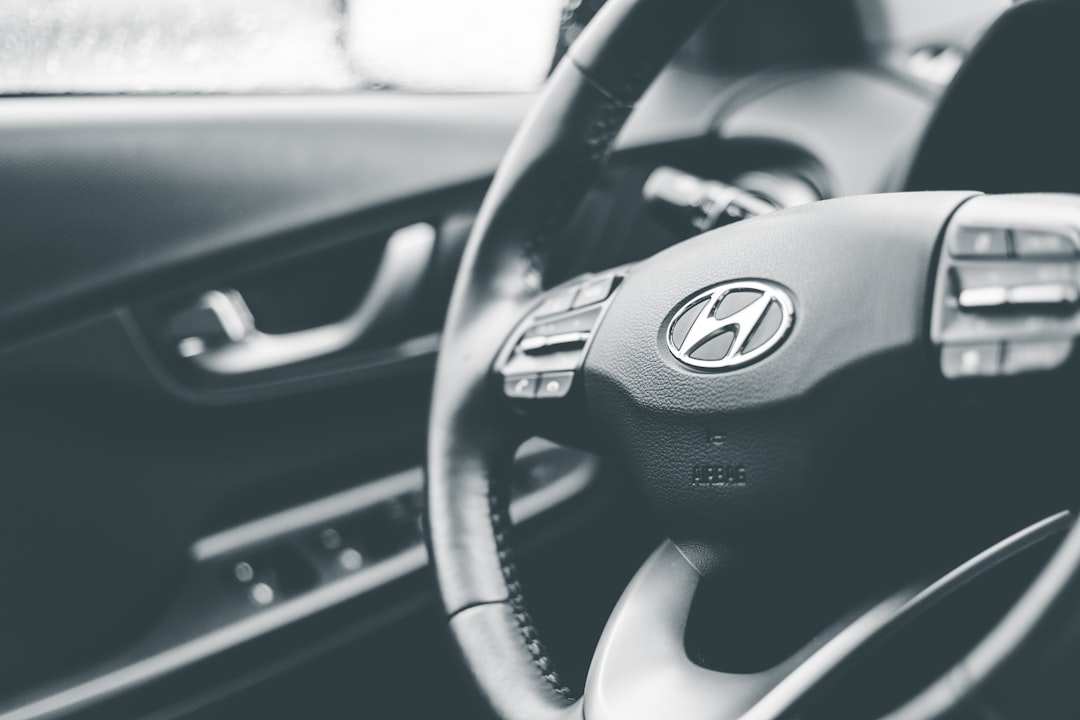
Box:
489, 474, 575, 700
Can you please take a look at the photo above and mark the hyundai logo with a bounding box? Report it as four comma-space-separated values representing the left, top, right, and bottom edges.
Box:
666, 280, 794, 371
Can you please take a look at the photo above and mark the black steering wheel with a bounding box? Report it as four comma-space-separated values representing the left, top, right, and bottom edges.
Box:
425, 1, 1080, 719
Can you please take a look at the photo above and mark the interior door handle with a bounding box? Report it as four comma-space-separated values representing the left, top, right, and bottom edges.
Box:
176, 222, 436, 375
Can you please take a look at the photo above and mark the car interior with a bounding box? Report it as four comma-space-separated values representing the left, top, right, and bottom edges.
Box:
3, 0, 1080, 718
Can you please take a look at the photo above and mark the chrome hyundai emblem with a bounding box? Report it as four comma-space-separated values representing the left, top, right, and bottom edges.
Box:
666, 280, 794, 371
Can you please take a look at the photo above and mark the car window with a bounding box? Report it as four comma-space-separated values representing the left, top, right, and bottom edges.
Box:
0, 0, 565, 95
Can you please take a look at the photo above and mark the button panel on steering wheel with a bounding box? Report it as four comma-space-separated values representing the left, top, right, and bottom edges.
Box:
931, 195, 1080, 379
495, 267, 630, 435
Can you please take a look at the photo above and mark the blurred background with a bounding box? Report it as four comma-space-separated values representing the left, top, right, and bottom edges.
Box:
0, 0, 568, 93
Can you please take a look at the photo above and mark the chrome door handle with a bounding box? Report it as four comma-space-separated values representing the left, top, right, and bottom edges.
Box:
177, 222, 436, 375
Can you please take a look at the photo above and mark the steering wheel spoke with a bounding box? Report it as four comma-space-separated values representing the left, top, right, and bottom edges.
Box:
583, 541, 915, 720
931, 194, 1080, 379
586, 513, 1074, 720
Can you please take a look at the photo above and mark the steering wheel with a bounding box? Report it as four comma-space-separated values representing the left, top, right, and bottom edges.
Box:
425, 1, 1080, 719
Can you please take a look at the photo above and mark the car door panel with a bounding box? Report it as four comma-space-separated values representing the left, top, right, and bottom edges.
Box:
0, 94, 531, 340
0, 91, 546, 713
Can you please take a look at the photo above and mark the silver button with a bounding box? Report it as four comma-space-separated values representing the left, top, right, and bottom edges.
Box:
941, 344, 1001, 379
249, 582, 275, 606
320, 528, 342, 551
233, 561, 254, 583
534, 287, 579, 317
536, 372, 574, 398
1006, 283, 1079, 307
958, 286, 1008, 310
1002, 340, 1073, 375
572, 275, 616, 308
504, 374, 538, 399
1013, 230, 1077, 258
950, 227, 1008, 258
338, 548, 364, 571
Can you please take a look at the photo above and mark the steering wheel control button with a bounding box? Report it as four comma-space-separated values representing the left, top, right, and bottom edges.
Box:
504, 374, 539, 399
572, 275, 616, 309
957, 285, 1009, 310
524, 307, 602, 339
1013, 230, 1077, 258
941, 343, 1001, 379
519, 307, 603, 356
536, 372, 574, 399
950, 227, 1009, 258
1002, 340, 1073, 375
533, 286, 579, 318
518, 332, 590, 355
959, 282, 1080, 312
1006, 282, 1079, 308
959, 262, 1076, 289
517, 336, 549, 353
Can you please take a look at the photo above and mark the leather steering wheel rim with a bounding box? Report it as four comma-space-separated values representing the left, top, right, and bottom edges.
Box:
426, 2, 718, 717
425, 2, 1080, 719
